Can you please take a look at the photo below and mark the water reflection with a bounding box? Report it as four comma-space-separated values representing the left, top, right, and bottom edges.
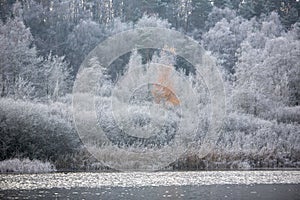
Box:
0, 171, 299, 199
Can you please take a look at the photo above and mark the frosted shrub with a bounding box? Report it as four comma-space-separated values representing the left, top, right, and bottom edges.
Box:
217, 112, 300, 166
0, 158, 56, 173
274, 106, 300, 123
0, 98, 80, 161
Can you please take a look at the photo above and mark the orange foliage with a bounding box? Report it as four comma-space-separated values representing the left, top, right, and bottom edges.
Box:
152, 67, 180, 106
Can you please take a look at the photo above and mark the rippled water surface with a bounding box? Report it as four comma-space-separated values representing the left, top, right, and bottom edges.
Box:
1, 171, 299, 199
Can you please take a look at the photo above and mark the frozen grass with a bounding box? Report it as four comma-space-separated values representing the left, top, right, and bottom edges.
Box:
169, 149, 300, 170
0, 98, 299, 171
0, 158, 56, 173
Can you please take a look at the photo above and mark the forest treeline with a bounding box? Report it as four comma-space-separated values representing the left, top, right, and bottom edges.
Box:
0, 0, 299, 171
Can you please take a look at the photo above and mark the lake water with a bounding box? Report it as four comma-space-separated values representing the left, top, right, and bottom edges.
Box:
1, 171, 299, 199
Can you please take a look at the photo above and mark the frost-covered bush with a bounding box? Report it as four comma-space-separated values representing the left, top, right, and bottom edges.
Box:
171, 111, 300, 170
0, 158, 56, 173
220, 112, 300, 155
0, 98, 80, 161
273, 106, 300, 124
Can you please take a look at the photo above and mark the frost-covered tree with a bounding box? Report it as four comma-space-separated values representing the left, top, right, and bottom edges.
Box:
66, 17, 132, 75
0, 4, 41, 99
66, 19, 105, 73
42, 53, 73, 101
108, 17, 133, 35
189, 0, 212, 32
239, 0, 300, 28
203, 10, 256, 74
234, 12, 300, 116
204, 7, 237, 31
135, 14, 172, 29
134, 14, 172, 64
213, 0, 241, 9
